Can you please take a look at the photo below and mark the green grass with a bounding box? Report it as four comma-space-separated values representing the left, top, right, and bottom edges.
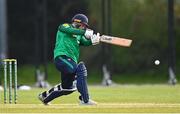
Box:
0, 84, 180, 113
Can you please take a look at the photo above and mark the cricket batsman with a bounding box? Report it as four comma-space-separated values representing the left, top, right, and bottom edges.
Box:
38, 14, 100, 105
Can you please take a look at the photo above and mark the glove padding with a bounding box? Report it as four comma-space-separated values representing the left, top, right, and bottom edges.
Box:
84, 29, 94, 39
91, 33, 100, 45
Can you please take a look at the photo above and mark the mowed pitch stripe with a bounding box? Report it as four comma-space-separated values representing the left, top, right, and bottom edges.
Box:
1, 113, 180, 114
1, 103, 180, 108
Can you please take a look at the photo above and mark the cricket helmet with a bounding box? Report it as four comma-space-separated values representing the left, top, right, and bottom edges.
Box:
72, 14, 89, 27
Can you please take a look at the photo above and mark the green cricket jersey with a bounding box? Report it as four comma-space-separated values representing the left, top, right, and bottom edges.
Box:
54, 23, 92, 63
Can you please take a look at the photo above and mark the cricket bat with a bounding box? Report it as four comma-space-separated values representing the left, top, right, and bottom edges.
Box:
100, 35, 132, 47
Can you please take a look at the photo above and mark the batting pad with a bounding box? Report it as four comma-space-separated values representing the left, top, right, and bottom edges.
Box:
76, 62, 89, 103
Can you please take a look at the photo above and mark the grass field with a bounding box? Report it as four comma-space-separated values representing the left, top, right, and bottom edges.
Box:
0, 84, 180, 113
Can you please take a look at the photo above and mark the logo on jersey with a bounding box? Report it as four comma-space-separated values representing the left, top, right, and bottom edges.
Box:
63, 23, 70, 28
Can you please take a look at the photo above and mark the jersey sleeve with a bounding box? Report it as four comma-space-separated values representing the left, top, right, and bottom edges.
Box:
59, 23, 85, 35
80, 36, 92, 46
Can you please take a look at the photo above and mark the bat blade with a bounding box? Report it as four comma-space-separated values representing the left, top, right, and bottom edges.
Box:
100, 35, 132, 47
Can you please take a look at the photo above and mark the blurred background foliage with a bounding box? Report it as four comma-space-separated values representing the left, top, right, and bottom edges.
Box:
88, 0, 167, 71
0, 0, 180, 85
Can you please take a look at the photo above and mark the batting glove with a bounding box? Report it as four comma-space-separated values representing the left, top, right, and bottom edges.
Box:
84, 29, 94, 39
91, 33, 100, 45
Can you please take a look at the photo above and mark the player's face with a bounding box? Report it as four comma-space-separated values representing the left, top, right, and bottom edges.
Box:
73, 22, 88, 30
76, 23, 87, 30
79, 23, 87, 30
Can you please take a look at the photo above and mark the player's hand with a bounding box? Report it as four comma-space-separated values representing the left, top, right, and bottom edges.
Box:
91, 33, 100, 45
85, 29, 94, 39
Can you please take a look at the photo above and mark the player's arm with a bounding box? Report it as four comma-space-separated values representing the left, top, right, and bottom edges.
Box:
59, 24, 94, 39
59, 23, 85, 35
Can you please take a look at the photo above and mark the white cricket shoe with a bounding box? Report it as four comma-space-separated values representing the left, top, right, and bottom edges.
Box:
38, 94, 50, 105
80, 99, 97, 105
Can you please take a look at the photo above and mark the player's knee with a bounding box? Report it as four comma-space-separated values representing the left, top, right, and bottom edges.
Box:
61, 83, 77, 95
49, 83, 76, 96
62, 82, 71, 89
62, 88, 77, 95
76, 62, 87, 77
